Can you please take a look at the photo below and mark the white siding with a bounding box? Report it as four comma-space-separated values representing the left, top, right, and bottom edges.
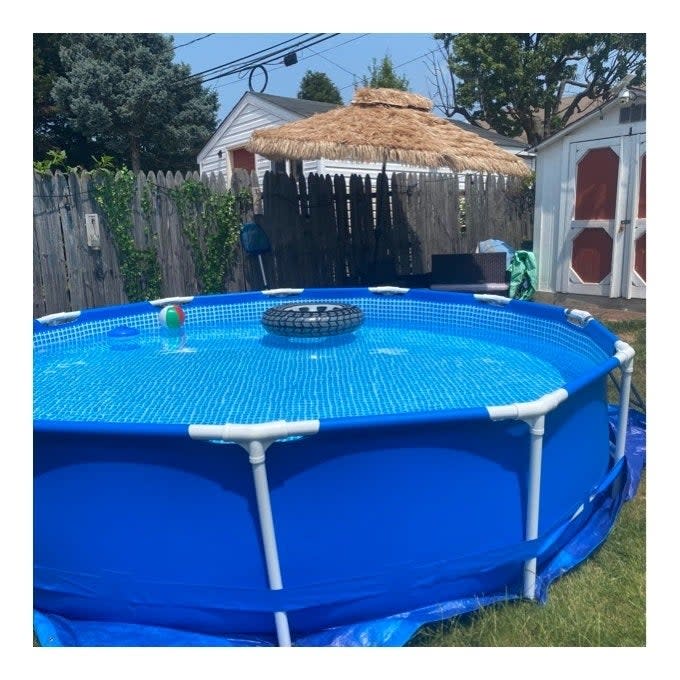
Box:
532, 142, 563, 292
199, 96, 298, 182
319, 158, 452, 184
320, 144, 530, 185
254, 156, 324, 185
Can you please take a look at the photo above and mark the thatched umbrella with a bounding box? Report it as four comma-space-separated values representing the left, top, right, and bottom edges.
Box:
247, 87, 530, 177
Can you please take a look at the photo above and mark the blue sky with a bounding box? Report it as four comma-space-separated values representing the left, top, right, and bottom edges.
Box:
170, 33, 445, 122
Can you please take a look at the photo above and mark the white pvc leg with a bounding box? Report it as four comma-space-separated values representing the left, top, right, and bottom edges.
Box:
523, 415, 545, 599
248, 441, 291, 646
612, 356, 634, 498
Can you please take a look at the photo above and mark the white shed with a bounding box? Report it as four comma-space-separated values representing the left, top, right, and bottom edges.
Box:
532, 87, 646, 299
197, 91, 533, 187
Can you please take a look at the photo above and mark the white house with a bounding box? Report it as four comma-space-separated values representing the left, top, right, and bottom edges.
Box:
532, 87, 646, 299
197, 91, 533, 187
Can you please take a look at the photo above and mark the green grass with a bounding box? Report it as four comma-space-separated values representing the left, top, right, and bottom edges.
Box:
34, 321, 646, 648
409, 319, 646, 647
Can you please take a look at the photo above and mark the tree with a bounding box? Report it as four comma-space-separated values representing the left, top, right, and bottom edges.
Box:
430, 33, 646, 146
34, 34, 109, 166
360, 55, 409, 90
297, 70, 343, 104
50, 33, 219, 173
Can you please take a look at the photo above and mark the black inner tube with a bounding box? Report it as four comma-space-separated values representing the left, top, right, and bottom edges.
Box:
262, 303, 364, 338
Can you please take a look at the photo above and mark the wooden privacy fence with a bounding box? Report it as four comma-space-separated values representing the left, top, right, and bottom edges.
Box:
256, 170, 533, 289
33, 168, 533, 316
33, 168, 260, 317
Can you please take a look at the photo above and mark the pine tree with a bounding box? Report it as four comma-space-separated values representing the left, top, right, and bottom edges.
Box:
297, 70, 343, 104
49, 33, 218, 172
360, 55, 409, 90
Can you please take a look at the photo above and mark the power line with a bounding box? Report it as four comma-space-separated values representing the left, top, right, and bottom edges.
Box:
302, 34, 371, 77
173, 34, 215, 51
195, 34, 341, 87
178, 34, 319, 83
179, 34, 310, 81
211, 34, 370, 92
199, 37, 437, 110
338, 47, 441, 91
395, 48, 440, 69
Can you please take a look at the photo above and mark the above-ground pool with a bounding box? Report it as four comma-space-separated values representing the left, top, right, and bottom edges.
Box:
33, 287, 636, 646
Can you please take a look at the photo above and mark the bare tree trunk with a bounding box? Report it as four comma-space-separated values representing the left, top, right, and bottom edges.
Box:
129, 136, 141, 174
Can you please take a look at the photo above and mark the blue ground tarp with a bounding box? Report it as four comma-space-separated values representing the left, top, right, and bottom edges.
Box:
33, 407, 646, 647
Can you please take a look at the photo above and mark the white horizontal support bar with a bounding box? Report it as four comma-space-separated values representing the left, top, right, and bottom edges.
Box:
368, 286, 409, 295
262, 288, 304, 297
487, 389, 569, 422
188, 419, 320, 445
149, 296, 194, 307
36, 310, 81, 326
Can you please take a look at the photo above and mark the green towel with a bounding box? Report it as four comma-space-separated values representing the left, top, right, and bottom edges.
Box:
507, 250, 537, 300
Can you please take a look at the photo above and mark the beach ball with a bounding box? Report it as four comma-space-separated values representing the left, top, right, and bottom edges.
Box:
159, 304, 186, 330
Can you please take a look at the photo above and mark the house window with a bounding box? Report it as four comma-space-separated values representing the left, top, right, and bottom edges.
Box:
619, 103, 646, 124
231, 148, 255, 172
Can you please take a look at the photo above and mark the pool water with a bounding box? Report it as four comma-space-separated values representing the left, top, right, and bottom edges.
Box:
34, 319, 605, 426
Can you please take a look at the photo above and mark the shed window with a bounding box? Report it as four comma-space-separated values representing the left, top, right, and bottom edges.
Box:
574, 147, 619, 220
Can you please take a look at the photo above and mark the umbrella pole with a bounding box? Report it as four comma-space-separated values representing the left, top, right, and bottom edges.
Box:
257, 254, 268, 289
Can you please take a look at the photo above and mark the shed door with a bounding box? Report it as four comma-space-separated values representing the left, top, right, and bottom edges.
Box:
562, 135, 646, 298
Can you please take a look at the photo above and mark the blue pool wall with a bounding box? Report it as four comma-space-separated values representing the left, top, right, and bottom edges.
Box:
33, 407, 647, 648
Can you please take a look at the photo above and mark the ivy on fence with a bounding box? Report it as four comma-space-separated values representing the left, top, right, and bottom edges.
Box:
92, 166, 162, 302
169, 179, 246, 294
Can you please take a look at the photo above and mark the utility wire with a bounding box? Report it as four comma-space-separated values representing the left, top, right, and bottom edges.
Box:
338, 47, 441, 91
211, 34, 370, 92
178, 34, 321, 83
172, 34, 215, 51
303, 34, 371, 77
194, 34, 341, 86
178, 34, 310, 81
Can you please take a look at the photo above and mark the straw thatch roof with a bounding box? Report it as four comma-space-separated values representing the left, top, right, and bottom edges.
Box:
247, 87, 531, 177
